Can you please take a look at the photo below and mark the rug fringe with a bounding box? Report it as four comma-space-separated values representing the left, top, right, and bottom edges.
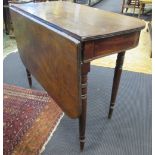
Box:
39, 113, 64, 154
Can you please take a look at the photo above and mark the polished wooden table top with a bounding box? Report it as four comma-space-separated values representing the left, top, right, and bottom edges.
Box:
11, 1, 145, 41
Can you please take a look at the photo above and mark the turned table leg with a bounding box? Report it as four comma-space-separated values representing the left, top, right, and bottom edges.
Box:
26, 68, 32, 88
79, 63, 90, 151
121, 0, 125, 13
108, 51, 125, 119
3, 6, 12, 35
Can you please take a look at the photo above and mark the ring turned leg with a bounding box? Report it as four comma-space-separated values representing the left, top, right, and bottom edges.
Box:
79, 63, 90, 151
108, 51, 125, 119
26, 68, 32, 88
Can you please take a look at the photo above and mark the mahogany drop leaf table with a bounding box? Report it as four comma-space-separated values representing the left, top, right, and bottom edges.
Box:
10, 1, 145, 151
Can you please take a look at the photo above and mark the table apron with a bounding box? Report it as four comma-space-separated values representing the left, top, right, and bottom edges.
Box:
83, 31, 140, 62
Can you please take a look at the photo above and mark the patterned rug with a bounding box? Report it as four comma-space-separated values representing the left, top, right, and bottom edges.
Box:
3, 84, 63, 155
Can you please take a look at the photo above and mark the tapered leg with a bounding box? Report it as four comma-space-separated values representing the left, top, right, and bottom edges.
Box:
138, 3, 144, 18
108, 51, 125, 119
121, 0, 125, 13
3, 6, 11, 35
79, 63, 90, 151
26, 68, 32, 87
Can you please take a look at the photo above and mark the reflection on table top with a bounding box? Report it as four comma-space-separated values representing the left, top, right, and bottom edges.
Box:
11, 1, 145, 41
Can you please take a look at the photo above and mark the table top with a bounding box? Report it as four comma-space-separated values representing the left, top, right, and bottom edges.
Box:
11, 1, 145, 41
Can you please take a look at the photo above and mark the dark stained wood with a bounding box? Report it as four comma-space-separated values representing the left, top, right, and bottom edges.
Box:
10, 1, 145, 41
3, 0, 12, 34
10, 8, 82, 119
108, 51, 125, 119
79, 62, 90, 151
83, 31, 140, 62
10, 1, 145, 151
83, 41, 94, 61
26, 68, 32, 87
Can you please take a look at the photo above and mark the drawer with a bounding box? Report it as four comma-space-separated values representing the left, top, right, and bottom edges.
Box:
83, 31, 140, 62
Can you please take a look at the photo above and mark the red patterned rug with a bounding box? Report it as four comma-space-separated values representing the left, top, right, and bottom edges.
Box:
3, 84, 63, 155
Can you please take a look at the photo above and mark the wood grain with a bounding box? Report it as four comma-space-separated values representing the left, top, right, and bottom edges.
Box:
9, 1, 145, 151
10, 8, 82, 118
83, 31, 140, 62
10, 1, 145, 41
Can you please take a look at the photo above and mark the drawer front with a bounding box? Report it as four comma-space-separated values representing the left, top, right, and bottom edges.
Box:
83, 31, 140, 62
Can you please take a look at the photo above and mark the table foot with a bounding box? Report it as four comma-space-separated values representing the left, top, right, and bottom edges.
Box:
80, 138, 85, 151
26, 68, 32, 88
79, 63, 90, 151
108, 105, 114, 119
108, 51, 125, 119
